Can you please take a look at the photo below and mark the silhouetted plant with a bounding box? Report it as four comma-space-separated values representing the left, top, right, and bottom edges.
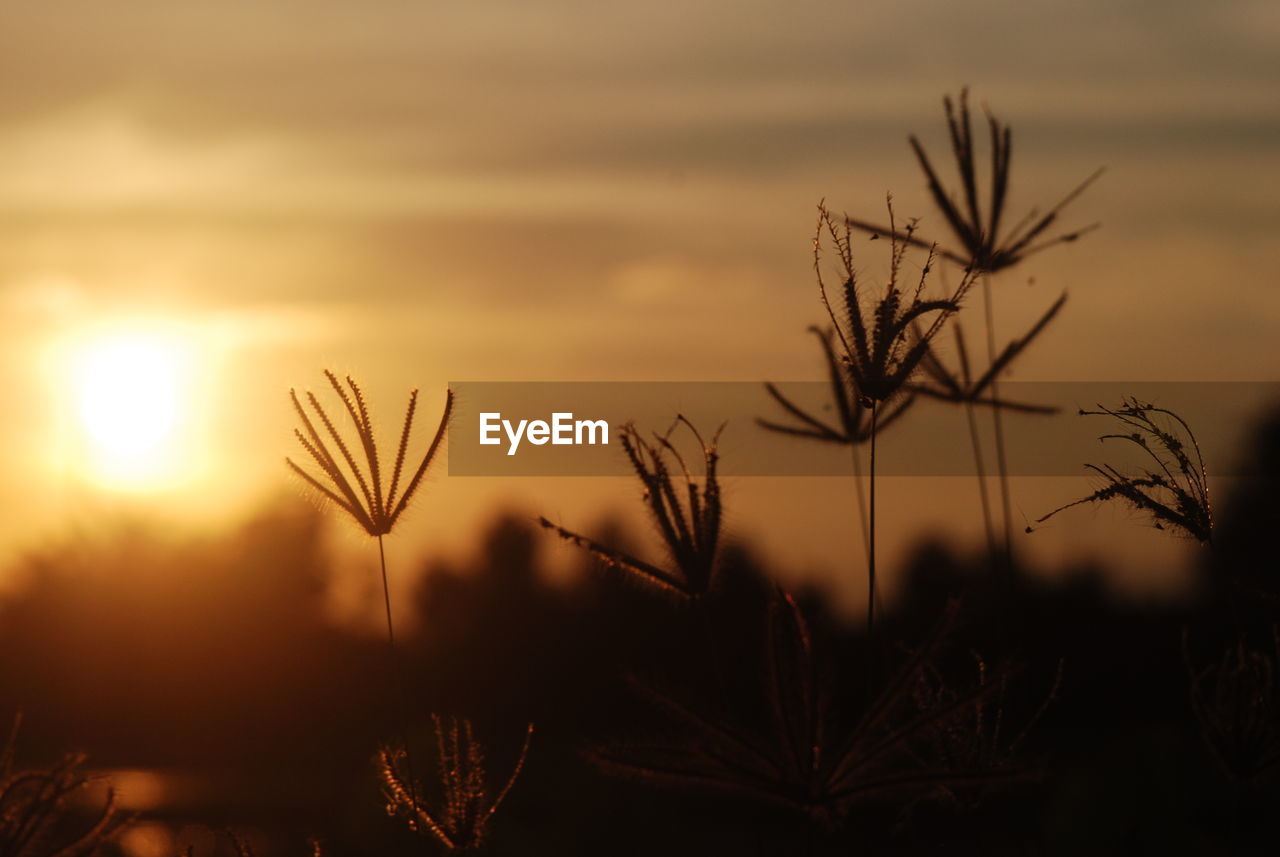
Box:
816, 202, 972, 406
845, 89, 1101, 572
540, 416, 724, 598
910, 653, 1062, 809
843, 89, 1102, 275
287, 370, 454, 818
379, 717, 533, 852
287, 368, 453, 635
287, 370, 453, 541
1031, 398, 1212, 543
1185, 629, 1280, 790
593, 595, 1032, 829
815, 201, 975, 630
0, 716, 129, 857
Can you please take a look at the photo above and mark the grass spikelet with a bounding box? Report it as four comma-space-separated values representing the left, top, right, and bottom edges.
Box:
286, 371, 453, 537
815, 200, 974, 406
539, 416, 724, 598
844, 88, 1103, 274
1031, 397, 1212, 543
379, 717, 533, 852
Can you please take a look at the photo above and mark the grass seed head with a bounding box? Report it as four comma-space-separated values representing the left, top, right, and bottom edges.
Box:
1032, 397, 1213, 543
540, 416, 725, 598
911, 292, 1067, 414
379, 717, 533, 852
816, 200, 975, 406
286, 371, 453, 537
845, 88, 1103, 274
758, 325, 915, 445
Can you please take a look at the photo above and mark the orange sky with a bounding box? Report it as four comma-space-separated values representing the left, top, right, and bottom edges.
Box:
0, 1, 1276, 616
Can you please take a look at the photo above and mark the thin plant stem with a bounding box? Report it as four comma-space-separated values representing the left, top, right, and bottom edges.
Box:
850, 445, 871, 561
964, 399, 997, 559
982, 277, 1014, 572
867, 401, 878, 634
377, 535, 419, 808
378, 535, 397, 646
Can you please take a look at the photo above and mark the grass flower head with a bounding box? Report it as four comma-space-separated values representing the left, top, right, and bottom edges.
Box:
540, 416, 724, 598
845, 88, 1103, 274
287, 370, 453, 537
1032, 397, 1212, 543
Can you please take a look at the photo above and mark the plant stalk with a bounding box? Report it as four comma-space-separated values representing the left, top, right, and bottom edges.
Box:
378, 534, 397, 646
982, 277, 1015, 573
964, 399, 997, 560
867, 401, 878, 634
851, 444, 871, 561
377, 535, 419, 809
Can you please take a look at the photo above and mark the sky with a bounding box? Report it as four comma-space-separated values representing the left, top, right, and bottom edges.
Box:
0, 0, 1277, 617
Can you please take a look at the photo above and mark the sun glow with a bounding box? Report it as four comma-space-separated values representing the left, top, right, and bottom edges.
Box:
65, 325, 196, 491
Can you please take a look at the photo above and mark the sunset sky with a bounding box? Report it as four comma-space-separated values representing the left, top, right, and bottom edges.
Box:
1, 1, 1276, 616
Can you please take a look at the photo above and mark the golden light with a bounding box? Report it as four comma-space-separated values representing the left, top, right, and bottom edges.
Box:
64, 324, 195, 491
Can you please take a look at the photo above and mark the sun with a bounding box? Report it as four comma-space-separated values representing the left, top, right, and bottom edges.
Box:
66, 326, 194, 490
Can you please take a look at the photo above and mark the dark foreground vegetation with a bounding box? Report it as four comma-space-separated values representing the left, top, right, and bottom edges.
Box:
1, 403, 1278, 856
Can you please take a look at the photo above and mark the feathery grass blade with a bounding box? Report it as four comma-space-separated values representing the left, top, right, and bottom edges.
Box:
970, 292, 1067, 392
344, 375, 385, 522
388, 389, 454, 528
307, 390, 377, 521
385, 389, 419, 515
540, 417, 723, 597
537, 518, 689, 595
760, 379, 844, 440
